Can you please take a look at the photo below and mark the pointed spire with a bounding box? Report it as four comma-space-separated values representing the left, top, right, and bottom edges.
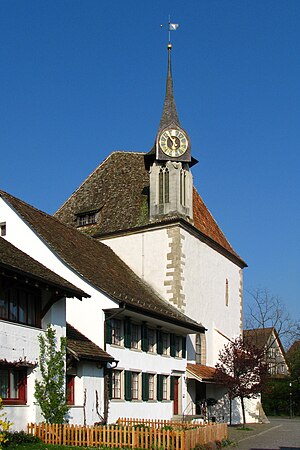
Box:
159, 43, 180, 130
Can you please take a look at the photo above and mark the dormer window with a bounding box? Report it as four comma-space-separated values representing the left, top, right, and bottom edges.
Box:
75, 209, 100, 227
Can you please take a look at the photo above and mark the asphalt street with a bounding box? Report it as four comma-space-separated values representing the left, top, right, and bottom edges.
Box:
228, 418, 300, 450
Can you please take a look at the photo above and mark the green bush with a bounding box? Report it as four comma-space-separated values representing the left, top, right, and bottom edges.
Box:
3, 431, 41, 447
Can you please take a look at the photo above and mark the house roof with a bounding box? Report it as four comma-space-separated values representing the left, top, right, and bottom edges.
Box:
0, 190, 204, 332
67, 323, 114, 362
186, 363, 217, 381
54, 152, 245, 267
244, 328, 275, 349
0, 237, 86, 299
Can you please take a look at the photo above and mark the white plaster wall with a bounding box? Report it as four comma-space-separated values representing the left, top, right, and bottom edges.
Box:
107, 345, 187, 423
1, 300, 66, 430
101, 226, 242, 367
101, 230, 170, 300
68, 362, 105, 425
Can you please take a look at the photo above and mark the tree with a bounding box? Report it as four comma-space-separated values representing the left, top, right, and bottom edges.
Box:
214, 337, 268, 425
245, 288, 299, 349
34, 325, 69, 423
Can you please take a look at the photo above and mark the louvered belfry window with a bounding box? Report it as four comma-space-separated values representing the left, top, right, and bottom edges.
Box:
159, 168, 169, 204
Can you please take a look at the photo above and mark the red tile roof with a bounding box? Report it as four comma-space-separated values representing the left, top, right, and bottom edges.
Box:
187, 363, 217, 381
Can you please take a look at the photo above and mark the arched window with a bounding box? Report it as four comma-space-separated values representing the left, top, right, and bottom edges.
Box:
180, 170, 186, 206
159, 168, 169, 204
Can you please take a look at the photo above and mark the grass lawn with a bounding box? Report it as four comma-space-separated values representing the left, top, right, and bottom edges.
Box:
6, 445, 97, 449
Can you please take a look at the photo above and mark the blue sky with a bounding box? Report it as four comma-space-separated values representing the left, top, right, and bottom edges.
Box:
1, 1, 299, 320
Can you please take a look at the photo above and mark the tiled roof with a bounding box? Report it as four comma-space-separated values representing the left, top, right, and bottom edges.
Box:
186, 363, 217, 381
243, 328, 274, 349
67, 323, 114, 362
54, 152, 245, 266
0, 190, 203, 331
0, 237, 86, 299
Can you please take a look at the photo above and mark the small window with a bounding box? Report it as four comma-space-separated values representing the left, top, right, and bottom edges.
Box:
225, 278, 229, 306
131, 372, 140, 400
162, 333, 169, 355
76, 210, 99, 227
162, 375, 168, 400
0, 366, 27, 404
148, 328, 156, 353
112, 319, 122, 346
175, 336, 181, 358
131, 324, 140, 350
148, 374, 155, 400
112, 370, 122, 399
66, 375, 75, 405
0, 223, 6, 236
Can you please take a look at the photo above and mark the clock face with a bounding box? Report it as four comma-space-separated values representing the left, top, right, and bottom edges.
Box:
159, 128, 188, 157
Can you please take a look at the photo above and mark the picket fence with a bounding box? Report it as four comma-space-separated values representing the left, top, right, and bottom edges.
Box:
27, 421, 227, 449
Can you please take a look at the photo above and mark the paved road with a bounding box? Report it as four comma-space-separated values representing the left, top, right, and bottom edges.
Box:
228, 418, 300, 450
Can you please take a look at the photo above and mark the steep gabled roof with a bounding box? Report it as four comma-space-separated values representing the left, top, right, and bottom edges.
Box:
54, 152, 245, 266
244, 327, 275, 349
67, 323, 114, 362
0, 237, 86, 299
0, 190, 203, 331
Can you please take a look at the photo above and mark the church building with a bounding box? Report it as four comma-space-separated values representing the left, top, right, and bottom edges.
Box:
0, 43, 262, 427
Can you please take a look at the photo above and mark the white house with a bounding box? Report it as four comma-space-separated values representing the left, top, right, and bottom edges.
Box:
0, 236, 87, 429
0, 189, 204, 426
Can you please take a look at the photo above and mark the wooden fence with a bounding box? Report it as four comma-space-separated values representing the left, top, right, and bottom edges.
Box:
27, 421, 227, 449
116, 417, 205, 429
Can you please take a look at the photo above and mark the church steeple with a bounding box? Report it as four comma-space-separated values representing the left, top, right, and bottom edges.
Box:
148, 43, 195, 224
158, 44, 181, 131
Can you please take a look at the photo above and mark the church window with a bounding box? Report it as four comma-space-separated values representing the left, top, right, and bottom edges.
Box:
0, 222, 6, 236
195, 333, 206, 365
0, 365, 27, 404
225, 278, 229, 306
180, 170, 186, 206
159, 168, 169, 204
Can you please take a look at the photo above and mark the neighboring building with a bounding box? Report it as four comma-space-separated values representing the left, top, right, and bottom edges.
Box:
0, 236, 86, 429
244, 328, 289, 376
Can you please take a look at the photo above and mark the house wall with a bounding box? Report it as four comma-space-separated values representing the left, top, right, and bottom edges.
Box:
1, 299, 65, 430
107, 343, 187, 423
100, 224, 243, 366
68, 362, 105, 425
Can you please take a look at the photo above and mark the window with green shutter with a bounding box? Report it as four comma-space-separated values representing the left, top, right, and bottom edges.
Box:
170, 333, 176, 357
124, 370, 132, 401
182, 336, 187, 359
105, 319, 112, 345
157, 329, 163, 355
141, 323, 148, 352
142, 372, 149, 401
157, 374, 163, 401
124, 317, 131, 348
170, 376, 175, 400
108, 371, 112, 399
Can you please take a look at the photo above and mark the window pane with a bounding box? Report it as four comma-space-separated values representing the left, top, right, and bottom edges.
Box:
132, 372, 139, 399
148, 374, 154, 400
131, 324, 139, 349
10, 371, 19, 398
162, 376, 168, 400
0, 370, 9, 398
18, 291, 27, 324
0, 295, 8, 319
